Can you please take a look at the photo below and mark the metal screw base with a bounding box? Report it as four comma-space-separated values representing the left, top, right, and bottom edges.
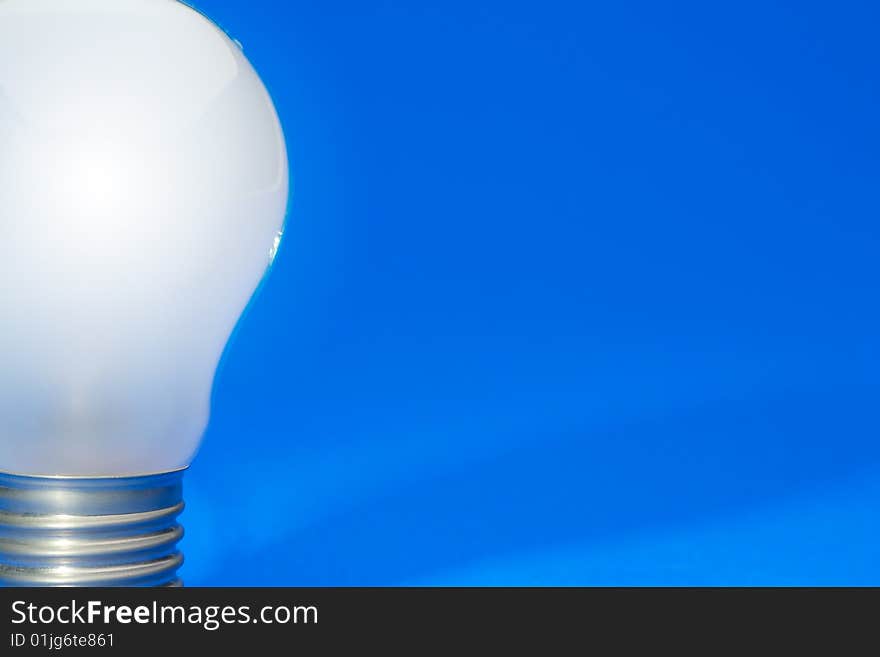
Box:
0, 470, 185, 587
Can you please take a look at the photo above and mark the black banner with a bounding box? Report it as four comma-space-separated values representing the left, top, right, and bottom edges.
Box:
0, 588, 871, 651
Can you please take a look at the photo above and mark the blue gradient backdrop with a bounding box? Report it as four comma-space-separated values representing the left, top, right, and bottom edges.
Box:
182, 0, 880, 585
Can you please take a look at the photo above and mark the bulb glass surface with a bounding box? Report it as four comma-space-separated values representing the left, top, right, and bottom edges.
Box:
0, 0, 289, 476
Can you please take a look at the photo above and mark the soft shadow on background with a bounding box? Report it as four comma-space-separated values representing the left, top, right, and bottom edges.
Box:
182, 0, 880, 584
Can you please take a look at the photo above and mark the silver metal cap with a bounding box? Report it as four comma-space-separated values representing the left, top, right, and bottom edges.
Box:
0, 470, 185, 587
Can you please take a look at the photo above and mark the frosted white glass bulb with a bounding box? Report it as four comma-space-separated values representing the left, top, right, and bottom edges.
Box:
0, 0, 288, 586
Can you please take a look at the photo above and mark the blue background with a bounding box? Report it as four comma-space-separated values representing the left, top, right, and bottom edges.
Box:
182, 0, 880, 585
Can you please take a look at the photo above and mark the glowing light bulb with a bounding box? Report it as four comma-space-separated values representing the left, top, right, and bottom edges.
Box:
0, 0, 288, 585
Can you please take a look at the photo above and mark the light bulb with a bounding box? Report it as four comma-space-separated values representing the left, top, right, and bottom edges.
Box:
0, 0, 288, 585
